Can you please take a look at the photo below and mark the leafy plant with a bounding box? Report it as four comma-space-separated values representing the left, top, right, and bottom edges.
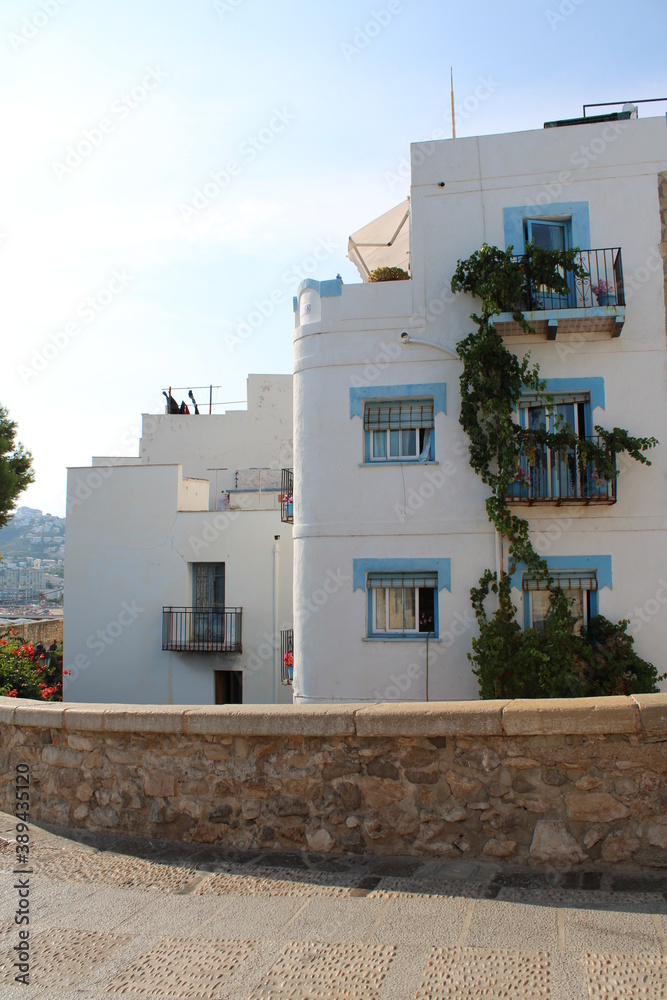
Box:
0, 632, 63, 700
451, 243, 660, 698
368, 266, 410, 282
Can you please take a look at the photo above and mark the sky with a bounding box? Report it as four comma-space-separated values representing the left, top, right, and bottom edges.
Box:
1, 0, 665, 517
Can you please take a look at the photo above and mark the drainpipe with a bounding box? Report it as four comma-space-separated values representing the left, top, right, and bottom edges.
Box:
273, 535, 280, 703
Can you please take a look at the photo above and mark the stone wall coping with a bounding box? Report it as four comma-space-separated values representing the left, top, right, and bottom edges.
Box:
0, 693, 665, 736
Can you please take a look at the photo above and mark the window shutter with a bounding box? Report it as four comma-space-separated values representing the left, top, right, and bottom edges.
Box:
523, 571, 597, 592
364, 399, 434, 431
368, 572, 438, 590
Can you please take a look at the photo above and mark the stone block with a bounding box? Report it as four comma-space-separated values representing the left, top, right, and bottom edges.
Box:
354, 700, 508, 737
62, 706, 111, 731
184, 704, 356, 737
0, 696, 18, 724
444, 771, 482, 798
42, 746, 84, 768
631, 693, 667, 734
483, 838, 517, 858
565, 792, 630, 823
502, 696, 637, 736
306, 828, 334, 852
601, 830, 640, 863
144, 773, 177, 798
13, 703, 65, 729
103, 706, 185, 734
530, 819, 587, 865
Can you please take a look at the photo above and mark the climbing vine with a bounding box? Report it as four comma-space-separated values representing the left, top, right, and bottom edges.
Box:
450, 242, 661, 697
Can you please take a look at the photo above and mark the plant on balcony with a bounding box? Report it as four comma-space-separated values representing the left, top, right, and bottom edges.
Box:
451, 244, 660, 698
368, 266, 410, 282
591, 280, 616, 306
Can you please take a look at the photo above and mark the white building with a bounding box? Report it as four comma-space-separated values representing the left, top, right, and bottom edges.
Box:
64, 375, 294, 705
292, 111, 667, 703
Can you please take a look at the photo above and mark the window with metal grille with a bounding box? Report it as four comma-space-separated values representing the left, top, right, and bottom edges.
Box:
364, 399, 434, 462
367, 571, 437, 635
523, 569, 597, 634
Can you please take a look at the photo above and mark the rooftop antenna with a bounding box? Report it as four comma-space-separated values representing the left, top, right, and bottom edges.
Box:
450, 67, 456, 139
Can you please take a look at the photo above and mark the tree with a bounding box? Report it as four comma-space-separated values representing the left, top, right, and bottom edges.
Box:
0, 406, 34, 528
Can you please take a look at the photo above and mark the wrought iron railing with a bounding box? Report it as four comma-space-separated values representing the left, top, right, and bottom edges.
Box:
281, 628, 293, 685
507, 436, 616, 504
162, 607, 243, 652
281, 469, 293, 524
507, 248, 624, 311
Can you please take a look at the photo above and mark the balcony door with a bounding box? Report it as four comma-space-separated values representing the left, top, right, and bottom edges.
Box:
523, 399, 589, 500
525, 219, 574, 308
193, 563, 225, 643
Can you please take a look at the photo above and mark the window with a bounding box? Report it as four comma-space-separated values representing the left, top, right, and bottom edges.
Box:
524, 570, 598, 635
364, 399, 434, 463
368, 572, 437, 636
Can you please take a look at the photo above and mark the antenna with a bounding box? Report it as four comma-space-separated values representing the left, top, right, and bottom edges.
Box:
450, 67, 456, 139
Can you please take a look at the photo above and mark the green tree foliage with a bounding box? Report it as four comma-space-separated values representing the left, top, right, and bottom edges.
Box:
451, 243, 661, 698
0, 406, 34, 529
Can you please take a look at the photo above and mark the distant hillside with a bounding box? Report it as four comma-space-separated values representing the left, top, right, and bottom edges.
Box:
0, 507, 65, 563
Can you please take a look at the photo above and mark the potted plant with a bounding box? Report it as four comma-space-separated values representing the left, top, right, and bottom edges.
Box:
591, 280, 616, 307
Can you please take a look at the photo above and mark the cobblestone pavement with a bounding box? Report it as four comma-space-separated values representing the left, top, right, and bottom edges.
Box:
0, 813, 665, 998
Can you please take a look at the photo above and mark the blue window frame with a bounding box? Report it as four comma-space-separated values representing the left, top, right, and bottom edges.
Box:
350, 383, 446, 466
353, 558, 451, 640
365, 398, 435, 463
510, 555, 612, 632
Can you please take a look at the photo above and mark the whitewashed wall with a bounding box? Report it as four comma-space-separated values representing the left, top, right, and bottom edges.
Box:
293, 117, 667, 702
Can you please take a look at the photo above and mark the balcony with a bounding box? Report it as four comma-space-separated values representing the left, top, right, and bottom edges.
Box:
281, 628, 293, 685
162, 608, 243, 652
280, 469, 293, 524
493, 248, 625, 338
507, 437, 616, 506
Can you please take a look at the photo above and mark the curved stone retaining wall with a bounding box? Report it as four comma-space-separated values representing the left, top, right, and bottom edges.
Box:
1, 695, 666, 867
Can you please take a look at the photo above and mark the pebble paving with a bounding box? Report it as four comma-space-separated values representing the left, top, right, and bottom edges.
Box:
0, 815, 665, 998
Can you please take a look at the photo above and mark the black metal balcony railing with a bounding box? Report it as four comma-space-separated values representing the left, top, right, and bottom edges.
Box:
507, 437, 616, 505
508, 248, 625, 312
281, 628, 293, 685
281, 468, 293, 524
162, 608, 243, 652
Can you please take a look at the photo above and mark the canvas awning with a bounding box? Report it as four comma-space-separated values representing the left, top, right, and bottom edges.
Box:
347, 199, 410, 280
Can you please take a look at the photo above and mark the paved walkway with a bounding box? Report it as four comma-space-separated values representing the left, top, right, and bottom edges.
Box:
0, 812, 665, 998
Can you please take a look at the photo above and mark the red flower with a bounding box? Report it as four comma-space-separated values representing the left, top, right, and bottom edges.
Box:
6, 689, 17, 698
0, 638, 6, 646
63, 670, 71, 676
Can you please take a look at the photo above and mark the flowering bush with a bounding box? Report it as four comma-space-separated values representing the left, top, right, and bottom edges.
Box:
0, 632, 63, 701
591, 280, 613, 298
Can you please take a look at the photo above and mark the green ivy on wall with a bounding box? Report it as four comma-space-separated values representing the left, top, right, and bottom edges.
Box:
450, 242, 663, 698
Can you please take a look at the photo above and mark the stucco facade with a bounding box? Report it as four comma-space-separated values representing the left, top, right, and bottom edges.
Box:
64, 375, 293, 705
293, 115, 667, 703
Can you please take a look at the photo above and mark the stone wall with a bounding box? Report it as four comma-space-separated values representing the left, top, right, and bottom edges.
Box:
0, 695, 666, 867
1, 618, 63, 647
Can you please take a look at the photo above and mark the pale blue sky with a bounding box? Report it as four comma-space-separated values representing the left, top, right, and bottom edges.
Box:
1, 0, 665, 515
